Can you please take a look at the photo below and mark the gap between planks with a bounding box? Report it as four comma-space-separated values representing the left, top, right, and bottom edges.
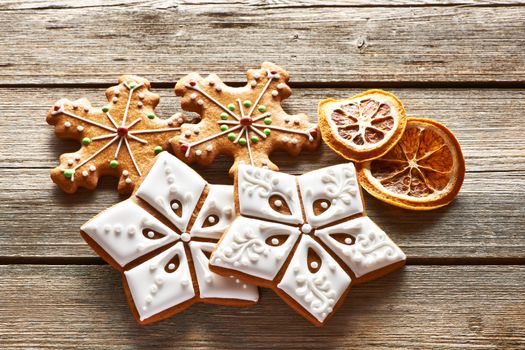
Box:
1, 81, 525, 89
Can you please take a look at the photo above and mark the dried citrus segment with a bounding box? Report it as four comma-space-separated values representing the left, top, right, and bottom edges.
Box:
318, 90, 407, 162
357, 118, 465, 210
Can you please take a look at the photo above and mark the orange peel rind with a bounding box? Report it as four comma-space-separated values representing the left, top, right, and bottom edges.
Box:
357, 117, 465, 210
318, 90, 407, 162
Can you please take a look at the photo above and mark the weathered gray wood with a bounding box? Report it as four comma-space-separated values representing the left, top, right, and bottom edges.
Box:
0, 4, 523, 84
0, 87, 523, 259
3, 0, 525, 11
0, 265, 523, 349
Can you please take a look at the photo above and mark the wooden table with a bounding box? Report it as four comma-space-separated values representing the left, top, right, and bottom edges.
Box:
1, 1, 524, 348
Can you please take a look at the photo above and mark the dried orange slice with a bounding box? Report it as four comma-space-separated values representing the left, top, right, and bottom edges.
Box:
318, 90, 407, 162
357, 118, 465, 210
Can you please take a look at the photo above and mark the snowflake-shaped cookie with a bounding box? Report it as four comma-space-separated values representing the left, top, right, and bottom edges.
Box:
210, 163, 406, 326
81, 152, 258, 324
173, 62, 320, 175
47, 75, 189, 194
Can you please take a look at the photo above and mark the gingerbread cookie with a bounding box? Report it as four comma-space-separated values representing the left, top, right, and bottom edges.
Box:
173, 62, 320, 175
81, 152, 258, 324
210, 163, 406, 326
47, 75, 189, 194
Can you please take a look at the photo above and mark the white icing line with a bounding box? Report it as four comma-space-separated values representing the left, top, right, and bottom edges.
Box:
91, 133, 117, 141
249, 125, 267, 139
126, 117, 141, 130
252, 112, 272, 122
121, 84, 142, 126
252, 123, 310, 138
127, 134, 148, 144
233, 126, 246, 144
114, 138, 124, 158
73, 136, 119, 171
245, 128, 254, 166
237, 98, 246, 118
216, 120, 239, 126
247, 75, 274, 117
62, 110, 116, 133
124, 137, 142, 177
129, 127, 181, 135
187, 84, 240, 121
186, 125, 242, 148
105, 112, 119, 128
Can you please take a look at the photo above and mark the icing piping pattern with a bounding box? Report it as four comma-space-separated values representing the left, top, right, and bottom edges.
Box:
211, 163, 405, 323
81, 152, 258, 323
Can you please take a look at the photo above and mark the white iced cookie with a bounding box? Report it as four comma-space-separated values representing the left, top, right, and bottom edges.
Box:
210, 163, 405, 326
81, 152, 259, 324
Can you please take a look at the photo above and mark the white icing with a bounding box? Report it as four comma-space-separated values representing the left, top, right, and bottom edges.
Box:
237, 164, 303, 225
315, 216, 406, 277
210, 217, 300, 281
189, 241, 259, 301
298, 163, 363, 228
300, 224, 312, 234
124, 242, 195, 321
81, 199, 179, 267
81, 153, 261, 321
136, 152, 206, 232
277, 235, 351, 322
190, 184, 235, 240
180, 232, 190, 242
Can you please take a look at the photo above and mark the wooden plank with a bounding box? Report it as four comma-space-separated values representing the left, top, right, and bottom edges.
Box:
0, 87, 524, 259
3, 0, 525, 11
0, 4, 523, 84
0, 265, 523, 348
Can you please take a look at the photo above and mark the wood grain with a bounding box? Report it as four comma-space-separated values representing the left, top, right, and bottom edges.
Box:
0, 3, 523, 84
0, 1, 523, 347
0, 265, 523, 349
3, 0, 525, 11
0, 87, 523, 259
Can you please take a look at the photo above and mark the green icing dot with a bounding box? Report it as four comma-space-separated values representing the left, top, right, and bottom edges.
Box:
258, 105, 266, 112
63, 169, 74, 179
147, 113, 156, 119
220, 113, 228, 120
154, 146, 163, 154
243, 100, 252, 108
264, 128, 271, 136
239, 138, 247, 146
227, 133, 236, 141
220, 125, 228, 131
82, 137, 91, 146
102, 106, 109, 113
251, 136, 259, 143
129, 82, 137, 89
109, 160, 119, 168
264, 118, 272, 125
227, 103, 235, 111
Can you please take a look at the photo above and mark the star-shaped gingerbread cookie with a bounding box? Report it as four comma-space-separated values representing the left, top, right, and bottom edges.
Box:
173, 62, 320, 175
